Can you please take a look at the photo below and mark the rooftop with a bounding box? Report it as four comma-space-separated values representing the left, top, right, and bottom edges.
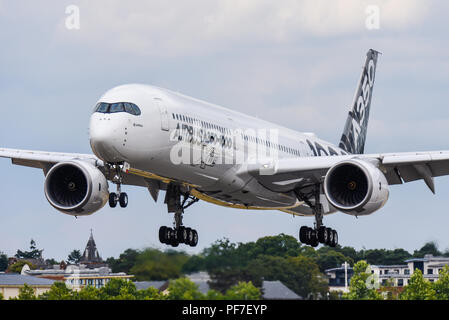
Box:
0, 274, 55, 286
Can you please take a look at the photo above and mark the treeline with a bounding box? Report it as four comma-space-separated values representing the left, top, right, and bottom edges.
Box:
105, 234, 447, 298
4, 278, 261, 300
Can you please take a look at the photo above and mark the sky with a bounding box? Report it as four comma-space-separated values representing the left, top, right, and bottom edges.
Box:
1, 0, 449, 262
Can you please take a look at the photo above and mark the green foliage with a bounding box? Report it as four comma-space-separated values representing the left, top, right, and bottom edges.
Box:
434, 265, 449, 299
77, 285, 101, 300
200, 235, 327, 298
246, 254, 327, 298
167, 277, 205, 300
39, 282, 74, 300
130, 248, 189, 281
7, 260, 36, 273
224, 281, 261, 300
67, 250, 82, 264
106, 249, 139, 274
136, 286, 166, 300
0, 251, 8, 272
413, 242, 441, 258
399, 269, 436, 300
14, 284, 37, 300
15, 239, 43, 259
0, 292, 3, 300
343, 261, 383, 300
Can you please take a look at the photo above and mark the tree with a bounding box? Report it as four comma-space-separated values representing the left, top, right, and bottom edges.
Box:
106, 249, 139, 274
16, 284, 37, 300
15, 239, 43, 259
0, 252, 8, 272
129, 248, 189, 281
246, 255, 327, 298
38, 282, 74, 300
136, 286, 166, 300
413, 242, 441, 258
224, 281, 261, 300
99, 278, 137, 299
77, 285, 101, 300
0, 292, 3, 300
343, 261, 383, 300
399, 269, 436, 300
434, 265, 449, 299
7, 260, 36, 273
67, 250, 82, 264
167, 277, 204, 300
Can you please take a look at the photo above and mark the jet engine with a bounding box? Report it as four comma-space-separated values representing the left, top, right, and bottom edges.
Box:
44, 160, 109, 216
324, 159, 389, 216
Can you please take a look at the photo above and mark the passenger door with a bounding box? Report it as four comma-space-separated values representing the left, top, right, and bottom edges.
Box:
154, 98, 169, 131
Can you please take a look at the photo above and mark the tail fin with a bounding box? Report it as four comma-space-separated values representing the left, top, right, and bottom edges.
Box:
339, 49, 380, 154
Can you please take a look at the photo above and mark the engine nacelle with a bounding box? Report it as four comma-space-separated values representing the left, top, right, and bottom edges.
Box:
44, 160, 109, 216
324, 159, 389, 216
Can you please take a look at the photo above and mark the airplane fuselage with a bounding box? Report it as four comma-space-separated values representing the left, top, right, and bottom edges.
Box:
89, 84, 347, 211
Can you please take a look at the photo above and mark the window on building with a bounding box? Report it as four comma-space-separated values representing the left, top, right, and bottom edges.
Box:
398, 279, 404, 287
404, 269, 410, 275
428, 269, 434, 275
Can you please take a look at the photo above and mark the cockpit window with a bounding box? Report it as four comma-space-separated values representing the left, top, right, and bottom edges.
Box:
95, 102, 109, 113
94, 102, 141, 116
110, 103, 125, 113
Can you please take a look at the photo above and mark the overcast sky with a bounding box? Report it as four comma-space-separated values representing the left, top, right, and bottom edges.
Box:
1, 0, 449, 262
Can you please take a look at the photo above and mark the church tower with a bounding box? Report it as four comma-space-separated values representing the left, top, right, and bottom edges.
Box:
80, 230, 104, 268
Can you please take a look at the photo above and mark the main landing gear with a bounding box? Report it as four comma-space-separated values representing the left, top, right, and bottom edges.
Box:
108, 163, 128, 208
160, 184, 200, 247
294, 184, 338, 248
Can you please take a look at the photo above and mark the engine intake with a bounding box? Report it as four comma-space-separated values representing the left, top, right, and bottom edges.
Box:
44, 161, 109, 216
324, 159, 389, 215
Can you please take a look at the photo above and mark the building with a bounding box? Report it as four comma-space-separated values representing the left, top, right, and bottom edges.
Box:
325, 255, 449, 290
262, 281, 302, 300
80, 230, 107, 269
325, 263, 353, 293
19, 231, 133, 290
0, 274, 55, 300
23, 264, 133, 290
371, 254, 449, 287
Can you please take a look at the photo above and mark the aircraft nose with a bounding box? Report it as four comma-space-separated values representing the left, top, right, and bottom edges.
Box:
89, 116, 124, 162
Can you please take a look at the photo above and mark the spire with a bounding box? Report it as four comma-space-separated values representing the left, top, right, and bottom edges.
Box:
80, 229, 103, 266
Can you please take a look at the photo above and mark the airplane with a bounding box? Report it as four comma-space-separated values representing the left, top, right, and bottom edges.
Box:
2, 49, 449, 249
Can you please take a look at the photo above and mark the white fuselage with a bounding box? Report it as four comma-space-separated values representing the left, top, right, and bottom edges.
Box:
89, 84, 348, 210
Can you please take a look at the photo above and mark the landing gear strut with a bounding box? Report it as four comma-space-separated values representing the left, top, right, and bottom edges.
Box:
108, 162, 128, 208
159, 184, 199, 247
295, 184, 338, 248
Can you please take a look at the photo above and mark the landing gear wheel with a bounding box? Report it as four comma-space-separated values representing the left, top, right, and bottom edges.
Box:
318, 226, 328, 244
299, 226, 309, 243
159, 226, 168, 244
109, 193, 118, 208
189, 230, 198, 247
177, 227, 187, 244
309, 229, 319, 247
119, 193, 128, 208
330, 230, 338, 247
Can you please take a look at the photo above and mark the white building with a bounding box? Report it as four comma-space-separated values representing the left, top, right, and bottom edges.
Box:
370, 254, 449, 287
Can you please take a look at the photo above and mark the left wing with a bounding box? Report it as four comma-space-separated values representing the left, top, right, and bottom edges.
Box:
244, 150, 449, 194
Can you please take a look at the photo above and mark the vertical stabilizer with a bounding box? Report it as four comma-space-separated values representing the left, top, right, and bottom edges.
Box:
339, 49, 380, 154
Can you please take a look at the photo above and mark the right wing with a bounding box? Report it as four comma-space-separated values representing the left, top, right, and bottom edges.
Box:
0, 147, 150, 189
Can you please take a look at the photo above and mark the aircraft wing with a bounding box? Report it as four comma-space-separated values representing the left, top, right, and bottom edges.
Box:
0, 147, 148, 188
0, 147, 101, 173
245, 150, 449, 194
